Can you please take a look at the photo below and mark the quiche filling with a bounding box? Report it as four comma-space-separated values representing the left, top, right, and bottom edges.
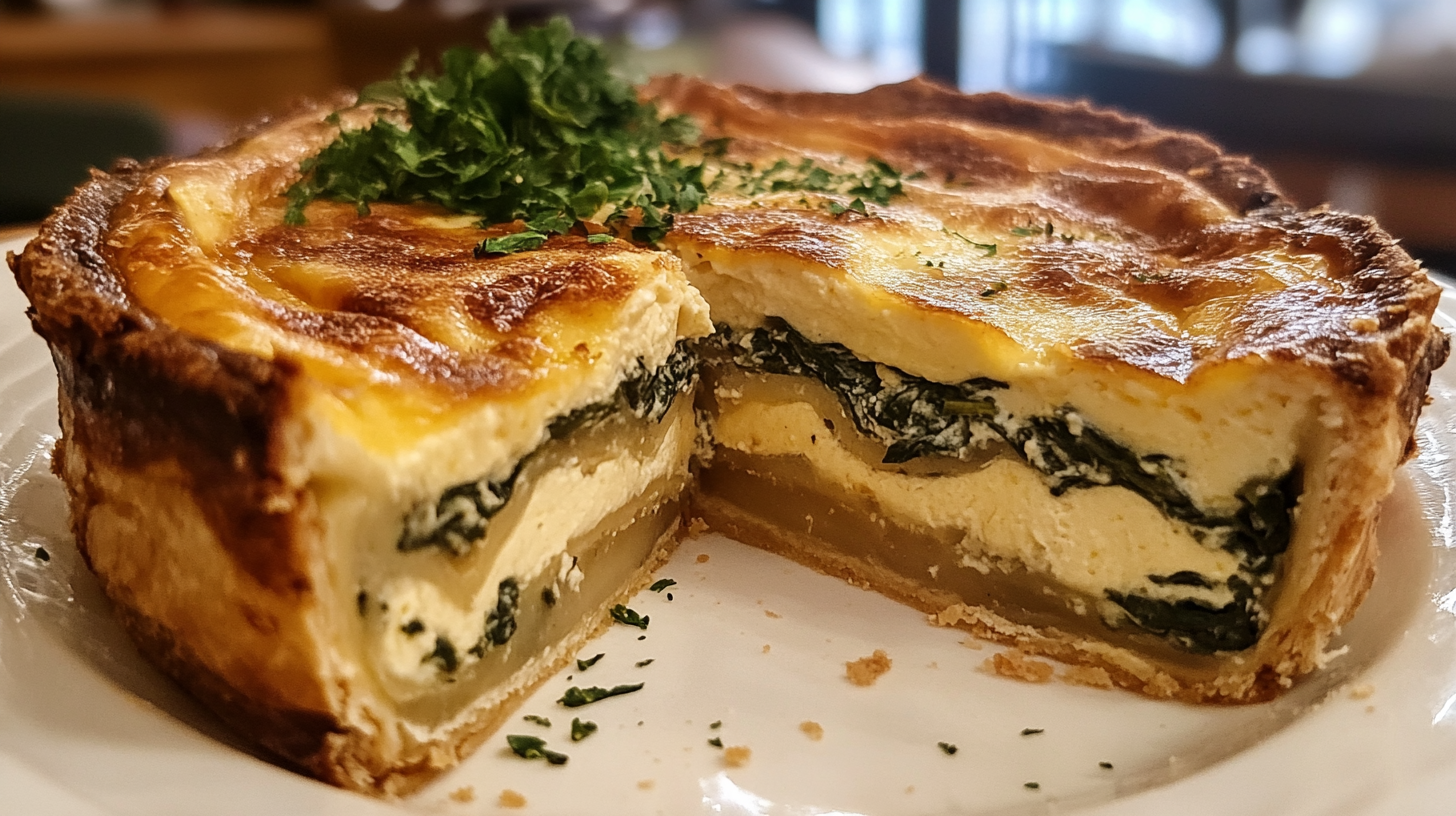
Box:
701, 320, 1299, 654
349, 354, 697, 716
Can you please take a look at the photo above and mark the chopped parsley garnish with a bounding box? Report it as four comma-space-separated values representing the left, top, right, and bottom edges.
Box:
284, 17, 706, 247
979, 281, 1008, 297
475, 231, 547, 257
1020, 728, 1044, 736
938, 742, 958, 755
506, 734, 568, 765
523, 715, 551, 727
708, 737, 723, 748
1099, 761, 1114, 769
284, 18, 915, 253
944, 227, 997, 256
577, 653, 605, 671
828, 197, 868, 217
1024, 782, 1041, 790
709, 720, 722, 729
35, 546, 50, 563
649, 578, 677, 592
611, 604, 650, 629
635, 659, 654, 668
570, 717, 598, 742
558, 683, 645, 707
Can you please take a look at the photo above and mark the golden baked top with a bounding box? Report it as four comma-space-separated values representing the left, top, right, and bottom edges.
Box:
82, 101, 710, 454
15, 65, 1444, 461
652, 76, 1441, 393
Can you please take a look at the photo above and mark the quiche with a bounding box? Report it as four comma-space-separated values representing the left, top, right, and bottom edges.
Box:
10, 27, 1447, 796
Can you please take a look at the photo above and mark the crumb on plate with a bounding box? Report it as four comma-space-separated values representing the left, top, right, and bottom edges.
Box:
724, 745, 752, 768
696, 553, 710, 564
846, 649, 892, 686
799, 721, 824, 741
449, 786, 475, 803
1349, 682, 1375, 700
498, 789, 527, 808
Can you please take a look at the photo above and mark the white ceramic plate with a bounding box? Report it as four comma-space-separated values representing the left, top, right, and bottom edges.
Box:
3, 232, 1455, 816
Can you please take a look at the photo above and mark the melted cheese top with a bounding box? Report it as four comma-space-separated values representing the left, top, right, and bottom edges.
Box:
103, 104, 711, 459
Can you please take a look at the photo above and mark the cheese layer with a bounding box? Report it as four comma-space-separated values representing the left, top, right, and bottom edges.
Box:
358, 400, 695, 696
712, 396, 1241, 606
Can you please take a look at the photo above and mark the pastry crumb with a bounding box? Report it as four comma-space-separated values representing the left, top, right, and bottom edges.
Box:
637, 779, 655, 790
762, 643, 771, 653
1349, 682, 1375, 700
799, 720, 824, 741
846, 649, 892, 686
984, 649, 1054, 683
905, 785, 915, 794
1366, 704, 1376, 713
696, 553, 711, 564
764, 610, 781, 619
449, 786, 475, 803
1062, 665, 1114, 689
498, 789, 527, 808
687, 517, 710, 536
724, 745, 752, 768
959, 636, 983, 651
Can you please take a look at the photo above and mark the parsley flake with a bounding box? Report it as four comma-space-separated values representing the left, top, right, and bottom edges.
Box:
558, 683, 645, 707
611, 604, 649, 629
586, 233, 615, 244
506, 734, 568, 765
709, 720, 722, 729
475, 231, 547, 257
1020, 728, 1044, 736
523, 715, 551, 727
938, 742, 958, 755
577, 653, 605, 671
708, 737, 723, 748
979, 281, 1009, 297
635, 659, 654, 668
649, 578, 677, 592
570, 717, 598, 742
944, 227, 997, 256
1099, 761, 1114, 769
1024, 782, 1040, 790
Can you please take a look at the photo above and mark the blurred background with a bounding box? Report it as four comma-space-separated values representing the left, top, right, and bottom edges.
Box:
2, 0, 1454, 274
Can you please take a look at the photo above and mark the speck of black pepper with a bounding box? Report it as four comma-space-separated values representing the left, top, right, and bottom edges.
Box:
637, 720, 644, 726
823, 418, 835, 431
1024, 782, 1040, 790
1020, 728, 1044, 736
542, 587, 557, 607
1099, 761, 1113, 769
35, 546, 50, 562
401, 619, 425, 636
667, 593, 674, 601
356, 589, 368, 616
937, 742, 958, 755
638, 635, 646, 641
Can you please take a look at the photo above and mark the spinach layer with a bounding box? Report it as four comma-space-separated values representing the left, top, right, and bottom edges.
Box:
396, 342, 697, 556
718, 319, 1297, 654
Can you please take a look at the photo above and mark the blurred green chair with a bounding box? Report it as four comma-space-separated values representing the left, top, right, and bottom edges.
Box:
0, 93, 168, 224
